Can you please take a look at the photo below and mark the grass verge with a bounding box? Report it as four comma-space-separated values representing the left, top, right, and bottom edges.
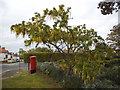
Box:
2, 71, 60, 88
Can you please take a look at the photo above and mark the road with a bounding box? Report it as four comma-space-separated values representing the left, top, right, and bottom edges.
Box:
1, 62, 28, 79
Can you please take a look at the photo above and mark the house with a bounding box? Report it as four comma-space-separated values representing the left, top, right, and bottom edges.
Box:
0, 46, 14, 62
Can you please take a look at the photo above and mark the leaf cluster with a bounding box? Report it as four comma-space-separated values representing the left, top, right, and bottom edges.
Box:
98, 0, 120, 15
106, 24, 120, 56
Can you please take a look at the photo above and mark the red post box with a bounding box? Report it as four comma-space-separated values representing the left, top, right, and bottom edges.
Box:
30, 56, 36, 74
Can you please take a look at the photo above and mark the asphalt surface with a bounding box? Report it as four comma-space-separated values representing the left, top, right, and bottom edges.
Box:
1, 62, 28, 79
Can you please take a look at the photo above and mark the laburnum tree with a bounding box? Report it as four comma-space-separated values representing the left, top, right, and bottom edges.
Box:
98, 0, 120, 15
106, 24, 120, 57
11, 5, 105, 84
11, 5, 104, 54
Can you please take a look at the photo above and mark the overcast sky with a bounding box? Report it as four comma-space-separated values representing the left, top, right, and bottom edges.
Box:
0, 0, 118, 53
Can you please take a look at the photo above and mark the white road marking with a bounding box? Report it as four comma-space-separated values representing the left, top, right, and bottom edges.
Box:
1, 70, 10, 74
0, 69, 17, 75
0, 62, 26, 75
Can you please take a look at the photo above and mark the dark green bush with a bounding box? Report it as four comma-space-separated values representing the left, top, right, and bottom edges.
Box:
37, 62, 84, 88
103, 66, 120, 85
63, 74, 84, 88
87, 65, 120, 88
105, 59, 120, 68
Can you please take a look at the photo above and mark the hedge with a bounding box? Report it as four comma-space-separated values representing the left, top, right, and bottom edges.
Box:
37, 62, 84, 88
23, 52, 76, 63
23, 52, 118, 63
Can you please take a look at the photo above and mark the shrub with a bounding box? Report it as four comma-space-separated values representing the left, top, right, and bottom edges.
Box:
23, 52, 64, 63
37, 62, 84, 88
23, 52, 76, 63
105, 58, 120, 67
84, 65, 120, 88
103, 66, 120, 85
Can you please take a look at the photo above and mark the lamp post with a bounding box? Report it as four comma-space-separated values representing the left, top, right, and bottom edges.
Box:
19, 48, 23, 72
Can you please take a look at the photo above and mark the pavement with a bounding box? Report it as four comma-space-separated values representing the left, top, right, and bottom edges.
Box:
2, 69, 21, 79
0, 62, 28, 79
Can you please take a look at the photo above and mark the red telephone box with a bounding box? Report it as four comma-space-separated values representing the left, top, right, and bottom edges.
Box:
30, 56, 36, 74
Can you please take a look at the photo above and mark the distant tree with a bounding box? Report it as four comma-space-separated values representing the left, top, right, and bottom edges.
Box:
14, 53, 18, 56
35, 47, 53, 52
98, 0, 120, 57
18, 49, 26, 55
98, 0, 120, 15
95, 42, 115, 59
28, 47, 53, 52
106, 24, 120, 57
18, 49, 26, 59
27, 48, 35, 53
95, 42, 108, 51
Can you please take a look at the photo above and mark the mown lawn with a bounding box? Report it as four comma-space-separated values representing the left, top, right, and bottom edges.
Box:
2, 71, 60, 88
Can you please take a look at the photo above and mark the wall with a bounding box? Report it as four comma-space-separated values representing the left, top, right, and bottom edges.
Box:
0, 53, 6, 61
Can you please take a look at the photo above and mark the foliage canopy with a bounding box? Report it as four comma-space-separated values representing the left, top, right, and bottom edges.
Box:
11, 5, 104, 54
106, 24, 120, 56
11, 5, 106, 84
98, 0, 120, 15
